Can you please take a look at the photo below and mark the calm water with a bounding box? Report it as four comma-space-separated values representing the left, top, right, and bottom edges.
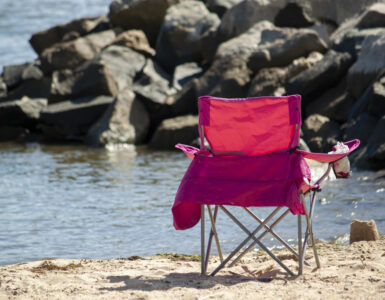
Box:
0, 143, 384, 266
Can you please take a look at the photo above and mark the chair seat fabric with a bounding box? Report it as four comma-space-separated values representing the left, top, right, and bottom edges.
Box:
172, 152, 310, 230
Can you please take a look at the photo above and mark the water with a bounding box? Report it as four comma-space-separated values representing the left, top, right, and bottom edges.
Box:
0, 0, 109, 71
0, 142, 384, 266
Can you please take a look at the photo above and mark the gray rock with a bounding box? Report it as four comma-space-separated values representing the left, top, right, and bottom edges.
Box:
343, 112, 378, 145
107, 30, 155, 57
39, 96, 114, 140
86, 90, 150, 146
0, 78, 6, 97
347, 34, 385, 99
50, 45, 146, 102
133, 59, 174, 111
108, 0, 182, 46
356, 3, 385, 28
148, 115, 199, 150
306, 78, 355, 123
368, 78, 385, 118
173, 62, 204, 90
308, 23, 336, 47
274, 2, 314, 28
287, 50, 354, 107
155, 1, 220, 71
0, 98, 47, 127
2, 63, 29, 89
205, 0, 243, 17
40, 29, 121, 73
30, 16, 106, 55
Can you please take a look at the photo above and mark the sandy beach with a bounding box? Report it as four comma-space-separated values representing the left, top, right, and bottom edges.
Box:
1, 236, 384, 299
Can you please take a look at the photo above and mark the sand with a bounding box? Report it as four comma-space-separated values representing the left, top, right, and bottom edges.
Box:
1, 237, 384, 300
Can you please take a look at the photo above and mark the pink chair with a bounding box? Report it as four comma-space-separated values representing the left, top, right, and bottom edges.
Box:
172, 95, 360, 276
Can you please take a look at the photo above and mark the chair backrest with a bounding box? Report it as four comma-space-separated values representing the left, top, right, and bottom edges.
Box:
198, 95, 302, 156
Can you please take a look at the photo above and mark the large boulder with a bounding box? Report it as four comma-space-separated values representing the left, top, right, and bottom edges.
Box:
274, 2, 315, 28
302, 114, 341, 152
155, 1, 220, 72
205, 0, 243, 17
108, 0, 182, 46
107, 30, 155, 57
29, 17, 106, 55
40, 29, 121, 73
2, 77, 51, 102
173, 62, 204, 90
86, 90, 150, 146
287, 50, 354, 107
39, 96, 114, 141
347, 34, 385, 99
148, 115, 198, 150
306, 78, 355, 123
368, 77, 385, 119
343, 112, 378, 145
2, 62, 43, 89
248, 52, 323, 97
0, 98, 47, 128
50, 45, 146, 102
355, 2, 385, 29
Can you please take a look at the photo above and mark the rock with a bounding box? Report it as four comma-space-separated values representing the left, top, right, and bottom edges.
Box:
50, 45, 146, 102
133, 59, 174, 111
302, 114, 341, 152
107, 30, 155, 57
86, 90, 150, 146
40, 29, 121, 73
347, 34, 385, 99
108, 0, 181, 46
29, 16, 106, 55
2, 77, 51, 102
363, 116, 385, 167
205, 0, 243, 17
274, 2, 314, 28
343, 112, 378, 145
287, 50, 354, 107
308, 23, 336, 47
169, 78, 200, 117
368, 79, 385, 119
39, 96, 114, 141
0, 126, 28, 142
0, 78, 6, 97
2, 63, 30, 89
356, 3, 385, 29
248, 52, 323, 97
155, 1, 220, 72
0, 98, 47, 128
306, 78, 355, 123
173, 62, 204, 90
350, 219, 380, 244
148, 115, 199, 150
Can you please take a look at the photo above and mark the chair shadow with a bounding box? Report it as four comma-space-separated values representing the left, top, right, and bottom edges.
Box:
99, 268, 294, 292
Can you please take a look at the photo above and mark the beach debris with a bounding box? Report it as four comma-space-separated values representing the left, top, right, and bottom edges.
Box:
350, 219, 380, 244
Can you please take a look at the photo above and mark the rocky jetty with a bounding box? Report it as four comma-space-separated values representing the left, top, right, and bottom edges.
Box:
1, 0, 385, 170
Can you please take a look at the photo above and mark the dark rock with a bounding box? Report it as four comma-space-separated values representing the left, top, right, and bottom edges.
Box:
29, 16, 106, 55
169, 78, 199, 116
0, 126, 28, 142
22, 62, 44, 81
2, 77, 51, 102
306, 78, 355, 123
173, 62, 204, 90
287, 50, 354, 107
155, 1, 220, 72
343, 112, 378, 145
86, 90, 150, 146
274, 2, 314, 28
133, 59, 174, 111
368, 79, 385, 119
205, 0, 243, 17
350, 219, 380, 244
364, 116, 385, 167
0, 98, 47, 128
40, 29, 121, 73
356, 3, 385, 29
50, 45, 146, 102
347, 34, 385, 99
107, 30, 155, 57
148, 115, 199, 150
2, 63, 29, 89
108, 0, 181, 46
39, 96, 114, 141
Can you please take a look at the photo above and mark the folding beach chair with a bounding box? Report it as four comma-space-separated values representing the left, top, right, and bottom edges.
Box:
172, 95, 360, 276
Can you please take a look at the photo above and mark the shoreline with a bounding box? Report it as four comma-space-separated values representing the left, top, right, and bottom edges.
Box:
1, 237, 384, 299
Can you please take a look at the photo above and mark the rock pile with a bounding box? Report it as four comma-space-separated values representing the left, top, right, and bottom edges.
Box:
0, 0, 384, 169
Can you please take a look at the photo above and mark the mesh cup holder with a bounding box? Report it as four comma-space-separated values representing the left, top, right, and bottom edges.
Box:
332, 156, 351, 178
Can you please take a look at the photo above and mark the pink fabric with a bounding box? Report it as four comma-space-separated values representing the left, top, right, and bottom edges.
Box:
296, 140, 360, 163
173, 152, 308, 230
198, 95, 301, 156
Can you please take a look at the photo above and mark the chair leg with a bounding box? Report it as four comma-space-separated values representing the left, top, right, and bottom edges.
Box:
201, 204, 205, 275
298, 214, 303, 275
207, 205, 223, 262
